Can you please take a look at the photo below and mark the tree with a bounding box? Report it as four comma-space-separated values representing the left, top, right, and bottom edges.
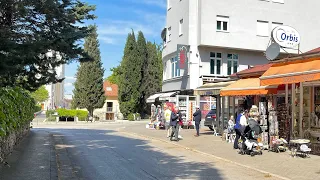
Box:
136, 31, 148, 114
30, 86, 49, 103
140, 42, 163, 115
118, 31, 141, 117
106, 66, 121, 85
72, 25, 105, 116
0, 0, 96, 91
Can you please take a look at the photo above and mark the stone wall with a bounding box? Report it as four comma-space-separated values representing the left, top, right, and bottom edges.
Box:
0, 124, 30, 162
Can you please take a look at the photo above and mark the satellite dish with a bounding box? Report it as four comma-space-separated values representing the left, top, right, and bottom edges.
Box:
265, 43, 280, 60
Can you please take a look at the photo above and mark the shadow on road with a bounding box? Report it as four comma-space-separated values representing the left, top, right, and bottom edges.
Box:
43, 128, 224, 180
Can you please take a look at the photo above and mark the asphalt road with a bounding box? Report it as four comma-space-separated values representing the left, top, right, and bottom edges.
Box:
1, 124, 281, 180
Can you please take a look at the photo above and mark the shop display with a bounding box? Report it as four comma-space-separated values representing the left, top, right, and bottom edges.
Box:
302, 87, 311, 130
277, 103, 290, 140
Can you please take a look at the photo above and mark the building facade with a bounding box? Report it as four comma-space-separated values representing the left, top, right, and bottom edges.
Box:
162, 0, 320, 92
44, 64, 65, 110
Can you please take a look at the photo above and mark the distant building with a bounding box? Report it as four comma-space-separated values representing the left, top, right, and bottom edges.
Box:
43, 64, 65, 110
93, 80, 121, 120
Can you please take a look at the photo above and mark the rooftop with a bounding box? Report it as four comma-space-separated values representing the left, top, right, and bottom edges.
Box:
103, 81, 118, 97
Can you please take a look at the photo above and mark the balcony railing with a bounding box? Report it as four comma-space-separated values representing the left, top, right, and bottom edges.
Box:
106, 107, 113, 112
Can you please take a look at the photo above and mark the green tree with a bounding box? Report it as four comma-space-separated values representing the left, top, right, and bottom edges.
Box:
118, 31, 141, 117
140, 42, 163, 115
72, 25, 105, 116
106, 66, 121, 85
137, 31, 148, 114
30, 86, 49, 103
0, 0, 96, 91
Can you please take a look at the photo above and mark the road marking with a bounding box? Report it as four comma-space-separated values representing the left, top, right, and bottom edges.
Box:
118, 130, 291, 180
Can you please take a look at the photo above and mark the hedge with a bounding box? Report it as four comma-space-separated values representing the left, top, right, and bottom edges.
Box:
128, 113, 140, 121
56, 109, 88, 121
0, 87, 36, 136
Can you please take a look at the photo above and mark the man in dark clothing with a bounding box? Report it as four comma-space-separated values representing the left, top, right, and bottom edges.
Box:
234, 110, 247, 149
193, 105, 202, 137
170, 106, 179, 141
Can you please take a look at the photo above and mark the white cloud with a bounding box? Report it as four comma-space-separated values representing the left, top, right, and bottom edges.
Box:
139, 0, 166, 9
99, 36, 117, 44
65, 82, 73, 87
65, 76, 76, 81
98, 20, 155, 37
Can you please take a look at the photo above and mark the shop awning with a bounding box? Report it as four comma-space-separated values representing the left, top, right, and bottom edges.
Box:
260, 59, 320, 86
159, 92, 177, 101
146, 93, 163, 103
220, 78, 278, 96
194, 81, 235, 96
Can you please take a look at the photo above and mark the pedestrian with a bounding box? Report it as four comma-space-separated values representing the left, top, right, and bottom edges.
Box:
233, 110, 248, 149
170, 106, 179, 141
176, 106, 184, 139
193, 105, 202, 137
164, 104, 172, 138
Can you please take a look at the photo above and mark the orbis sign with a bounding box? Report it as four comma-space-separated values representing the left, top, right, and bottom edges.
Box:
272, 25, 300, 49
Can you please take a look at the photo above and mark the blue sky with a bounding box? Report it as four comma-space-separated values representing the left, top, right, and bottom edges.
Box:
64, 0, 166, 95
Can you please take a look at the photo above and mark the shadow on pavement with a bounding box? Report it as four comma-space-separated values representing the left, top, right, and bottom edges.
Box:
43, 128, 224, 180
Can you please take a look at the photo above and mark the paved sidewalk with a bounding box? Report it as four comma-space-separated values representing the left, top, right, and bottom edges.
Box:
122, 124, 320, 180
0, 129, 58, 180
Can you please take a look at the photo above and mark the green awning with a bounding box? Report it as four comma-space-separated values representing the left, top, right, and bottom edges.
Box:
194, 81, 235, 96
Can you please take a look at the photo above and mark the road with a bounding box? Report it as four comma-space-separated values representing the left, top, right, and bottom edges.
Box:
1, 123, 281, 180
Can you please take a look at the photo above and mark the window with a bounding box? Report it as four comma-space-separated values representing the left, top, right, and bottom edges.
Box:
179, 19, 183, 36
210, 52, 222, 75
227, 54, 238, 75
216, 16, 229, 32
271, 22, 283, 31
106, 87, 112, 91
167, 26, 171, 42
256, 20, 269, 36
272, 0, 284, 3
171, 56, 180, 78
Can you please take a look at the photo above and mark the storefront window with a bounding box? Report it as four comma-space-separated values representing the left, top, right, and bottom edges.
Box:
200, 96, 216, 119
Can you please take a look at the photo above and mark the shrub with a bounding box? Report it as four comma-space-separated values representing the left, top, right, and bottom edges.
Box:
127, 113, 140, 121
46, 110, 56, 118
56, 109, 88, 121
0, 87, 36, 136
35, 105, 42, 112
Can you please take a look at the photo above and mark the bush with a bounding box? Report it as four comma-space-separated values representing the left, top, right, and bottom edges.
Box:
56, 109, 88, 121
127, 113, 140, 121
35, 104, 42, 112
46, 110, 56, 118
0, 87, 36, 136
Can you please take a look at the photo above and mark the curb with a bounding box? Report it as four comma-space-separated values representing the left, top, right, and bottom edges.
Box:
118, 130, 291, 180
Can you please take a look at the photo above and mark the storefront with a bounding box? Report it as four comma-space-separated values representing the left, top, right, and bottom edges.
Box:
260, 54, 320, 155
220, 78, 278, 148
194, 80, 236, 131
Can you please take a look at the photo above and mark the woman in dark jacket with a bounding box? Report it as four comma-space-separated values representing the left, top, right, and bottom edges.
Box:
170, 106, 179, 141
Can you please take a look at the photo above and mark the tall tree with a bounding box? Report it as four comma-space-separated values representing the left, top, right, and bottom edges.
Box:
136, 31, 148, 115
118, 31, 141, 117
0, 0, 96, 91
30, 86, 49, 103
141, 42, 163, 113
73, 25, 105, 116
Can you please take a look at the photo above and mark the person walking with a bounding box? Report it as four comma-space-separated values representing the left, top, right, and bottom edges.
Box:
164, 105, 172, 138
233, 110, 248, 149
170, 106, 180, 141
193, 105, 202, 137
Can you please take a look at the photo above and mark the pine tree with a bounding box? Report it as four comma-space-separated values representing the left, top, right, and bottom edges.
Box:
118, 31, 141, 117
73, 25, 105, 116
137, 31, 148, 115
0, 0, 96, 91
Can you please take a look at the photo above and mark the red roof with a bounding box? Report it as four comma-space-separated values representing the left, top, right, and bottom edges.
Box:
103, 81, 118, 97
305, 47, 320, 54
231, 64, 273, 78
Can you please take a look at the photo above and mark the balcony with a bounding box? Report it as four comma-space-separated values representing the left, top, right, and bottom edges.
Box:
106, 107, 113, 112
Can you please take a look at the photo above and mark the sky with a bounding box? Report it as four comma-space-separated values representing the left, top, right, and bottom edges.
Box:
64, 0, 166, 95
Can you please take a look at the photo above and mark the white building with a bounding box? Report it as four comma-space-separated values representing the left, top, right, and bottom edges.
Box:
151, 0, 320, 122
44, 64, 65, 110
162, 0, 320, 93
